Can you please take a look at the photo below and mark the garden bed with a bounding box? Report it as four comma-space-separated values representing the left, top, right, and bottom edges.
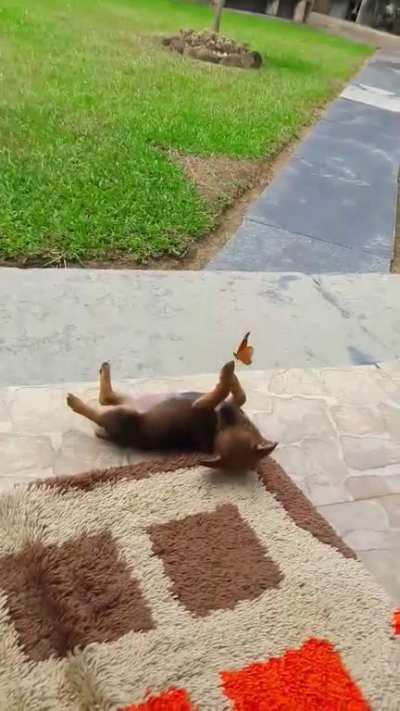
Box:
162, 29, 262, 69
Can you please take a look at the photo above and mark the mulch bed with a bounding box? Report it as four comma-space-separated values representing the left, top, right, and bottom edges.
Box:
162, 29, 263, 69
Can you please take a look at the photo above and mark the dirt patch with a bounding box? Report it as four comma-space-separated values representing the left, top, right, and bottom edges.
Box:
169, 118, 320, 270
0, 104, 325, 272
85, 128, 310, 271
171, 151, 260, 206
390, 171, 400, 273
162, 29, 262, 70
0, 120, 316, 272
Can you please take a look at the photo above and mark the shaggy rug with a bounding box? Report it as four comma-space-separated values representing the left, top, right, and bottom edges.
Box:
0, 455, 398, 710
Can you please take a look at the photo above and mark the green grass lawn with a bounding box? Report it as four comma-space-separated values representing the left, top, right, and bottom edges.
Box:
0, 0, 372, 265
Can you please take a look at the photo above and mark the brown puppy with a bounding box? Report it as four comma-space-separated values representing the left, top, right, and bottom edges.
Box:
66, 361, 277, 471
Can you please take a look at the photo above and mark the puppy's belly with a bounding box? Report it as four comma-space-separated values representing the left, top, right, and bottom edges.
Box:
140, 396, 216, 451
132, 391, 202, 414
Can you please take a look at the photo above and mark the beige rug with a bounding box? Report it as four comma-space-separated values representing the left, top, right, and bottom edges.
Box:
0, 454, 398, 710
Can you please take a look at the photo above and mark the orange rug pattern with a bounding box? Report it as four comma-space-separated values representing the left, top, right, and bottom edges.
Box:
222, 638, 369, 711
120, 688, 193, 711
121, 638, 370, 711
393, 610, 400, 636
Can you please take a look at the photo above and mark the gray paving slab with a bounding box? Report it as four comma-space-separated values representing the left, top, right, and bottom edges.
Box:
354, 54, 400, 97
295, 120, 398, 184
247, 156, 396, 257
341, 51, 400, 111
206, 219, 390, 272
322, 97, 400, 146
1, 269, 400, 386
311, 110, 400, 173
206, 53, 399, 273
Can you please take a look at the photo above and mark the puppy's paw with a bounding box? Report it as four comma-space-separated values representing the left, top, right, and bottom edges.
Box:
95, 426, 110, 440
220, 360, 235, 384
67, 393, 81, 412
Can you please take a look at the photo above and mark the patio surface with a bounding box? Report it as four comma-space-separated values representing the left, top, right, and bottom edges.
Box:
1, 360, 400, 603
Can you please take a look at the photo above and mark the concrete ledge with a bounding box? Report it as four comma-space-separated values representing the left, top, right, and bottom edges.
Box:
1, 269, 400, 385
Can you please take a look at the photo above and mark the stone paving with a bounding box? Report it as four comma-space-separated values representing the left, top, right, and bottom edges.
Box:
1, 361, 400, 602
207, 50, 400, 273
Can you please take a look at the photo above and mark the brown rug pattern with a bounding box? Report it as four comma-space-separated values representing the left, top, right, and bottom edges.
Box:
0, 456, 398, 709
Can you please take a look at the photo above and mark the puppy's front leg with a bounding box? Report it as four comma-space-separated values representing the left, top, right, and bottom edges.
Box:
193, 361, 235, 410
228, 373, 247, 407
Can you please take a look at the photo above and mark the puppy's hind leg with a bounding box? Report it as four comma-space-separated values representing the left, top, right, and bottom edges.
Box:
68, 393, 138, 444
99, 361, 128, 406
67, 393, 105, 426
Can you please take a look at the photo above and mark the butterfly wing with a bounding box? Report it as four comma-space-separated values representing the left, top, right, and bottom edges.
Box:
234, 332, 253, 365
236, 332, 250, 353
240, 345, 253, 365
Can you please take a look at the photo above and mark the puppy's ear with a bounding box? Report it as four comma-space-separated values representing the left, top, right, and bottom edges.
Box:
200, 456, 224, 470
256, 442, 278, 458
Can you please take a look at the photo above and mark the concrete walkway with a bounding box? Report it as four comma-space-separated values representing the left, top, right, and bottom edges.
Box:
309, 12, 400, 52
2, 269, 400, 386
1, 361, 400, 602
207, 51, 400, 273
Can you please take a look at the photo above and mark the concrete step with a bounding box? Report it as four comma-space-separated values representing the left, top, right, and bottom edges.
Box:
1, 268, 400, 386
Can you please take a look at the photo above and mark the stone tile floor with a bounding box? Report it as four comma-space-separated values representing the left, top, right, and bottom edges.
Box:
1, 361, 400, 602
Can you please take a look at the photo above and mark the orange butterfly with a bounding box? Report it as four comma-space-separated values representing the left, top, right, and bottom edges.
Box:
233, 331, 253, 365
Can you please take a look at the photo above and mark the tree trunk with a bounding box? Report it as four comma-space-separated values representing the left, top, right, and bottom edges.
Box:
302, 0, 313, 22
211, 0, 226, 33
277, 0, 297, 18
355, 0, 370, 23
